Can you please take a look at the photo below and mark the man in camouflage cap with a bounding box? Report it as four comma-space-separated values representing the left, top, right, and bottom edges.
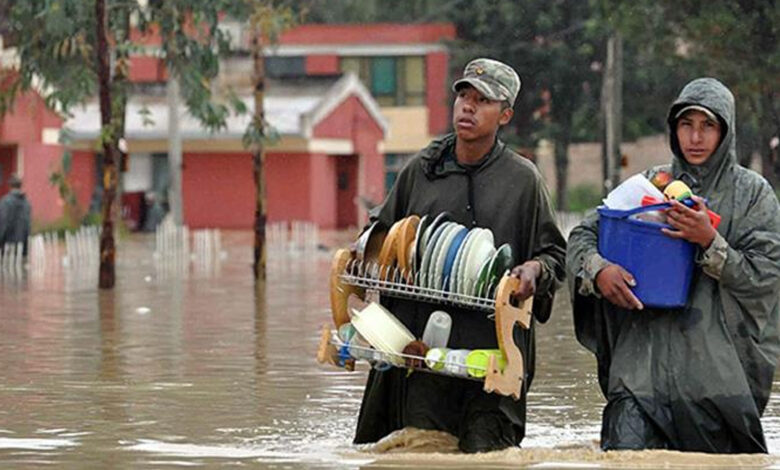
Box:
452, 57, 522, 106
354, 57, 565, 453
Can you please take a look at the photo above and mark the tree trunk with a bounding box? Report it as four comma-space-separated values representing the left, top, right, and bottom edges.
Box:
601, 32, 623, 196
554, 136, 570, 211
251, 24, 267, 281
95, 0, 117, 289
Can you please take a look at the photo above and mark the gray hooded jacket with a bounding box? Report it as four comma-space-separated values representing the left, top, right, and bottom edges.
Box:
566, 78, 780, 453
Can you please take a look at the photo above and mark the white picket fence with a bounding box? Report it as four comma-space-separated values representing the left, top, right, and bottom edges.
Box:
0, 225, 100, 284
154, 216, 225, 276
267, 220, 319, 255
0, 241, 24, 275
63, 225, 100, 269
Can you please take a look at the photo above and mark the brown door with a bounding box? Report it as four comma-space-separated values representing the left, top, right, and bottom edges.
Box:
0, 145, 17, 198
336, 154, 358, 229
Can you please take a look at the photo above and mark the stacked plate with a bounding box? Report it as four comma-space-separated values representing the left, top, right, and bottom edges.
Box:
365, 212, 514, 298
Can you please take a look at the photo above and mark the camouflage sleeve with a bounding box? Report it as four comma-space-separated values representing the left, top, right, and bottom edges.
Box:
697, 231, 728, 279
578, 252, 611, 297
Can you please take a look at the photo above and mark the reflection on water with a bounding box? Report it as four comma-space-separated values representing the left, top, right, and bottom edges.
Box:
0, 231, 778, 469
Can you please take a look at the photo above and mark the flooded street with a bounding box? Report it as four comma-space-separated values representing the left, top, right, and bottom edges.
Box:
1, 231, 779, 468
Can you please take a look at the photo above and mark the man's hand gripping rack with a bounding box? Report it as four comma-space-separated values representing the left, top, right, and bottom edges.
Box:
317, 248, 532, 400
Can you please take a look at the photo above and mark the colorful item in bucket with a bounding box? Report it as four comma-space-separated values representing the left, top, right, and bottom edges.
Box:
466, 349, 506, 378
649, 170, 674, 191
640, 194, 722, 230
663, 180, 693, 201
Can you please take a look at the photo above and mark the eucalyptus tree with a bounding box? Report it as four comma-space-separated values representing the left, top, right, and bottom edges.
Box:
2, 0, 249, 288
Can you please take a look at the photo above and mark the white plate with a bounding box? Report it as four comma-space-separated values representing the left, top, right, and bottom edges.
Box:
460, 229, 495, 295
449, 228, 479, 292
419, 222, 452, 287
432, 224, 467, 290
453, 228, 480, 294
426, 223, 459, 289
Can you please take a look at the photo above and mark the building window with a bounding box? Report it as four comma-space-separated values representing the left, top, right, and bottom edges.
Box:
265, 56, 305, 78
340, 56, 426, 106
385, 153, 412, 193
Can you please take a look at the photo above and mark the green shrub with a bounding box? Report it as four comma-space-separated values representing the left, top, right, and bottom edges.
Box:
565, 184, 603, 213
32, 217, 78, 238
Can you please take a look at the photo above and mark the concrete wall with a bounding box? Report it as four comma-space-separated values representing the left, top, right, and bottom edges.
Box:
536, 134, 671, 195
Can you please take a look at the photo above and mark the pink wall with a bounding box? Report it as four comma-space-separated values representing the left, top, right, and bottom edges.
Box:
305, 55, 339, 75
308, 153, 338, 229
182, 152, 254, 229
23, 144, 65, 223
266, 152, 311, 223
0, 91, 65, 223
426, 51, 450, 136
313, 95, 385, 207
69, 150, 95, 212
129, 56, 167, 83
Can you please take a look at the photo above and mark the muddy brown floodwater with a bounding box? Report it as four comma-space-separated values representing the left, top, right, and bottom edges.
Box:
0, 231, 778, 469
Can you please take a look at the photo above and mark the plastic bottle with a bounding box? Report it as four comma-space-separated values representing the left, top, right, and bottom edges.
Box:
422, 310, 452, 349
347, 333, 376, 362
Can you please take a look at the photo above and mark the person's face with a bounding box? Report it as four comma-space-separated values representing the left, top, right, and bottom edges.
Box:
452, 85, 513, 142
675, 110, 722, 165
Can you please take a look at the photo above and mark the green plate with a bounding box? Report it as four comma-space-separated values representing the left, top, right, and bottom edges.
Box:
476, 244, 513, 298
473, 256, 493, 298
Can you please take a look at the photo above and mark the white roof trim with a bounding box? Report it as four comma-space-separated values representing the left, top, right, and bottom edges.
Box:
301, 73, 389, 139
265, 43, 446, 57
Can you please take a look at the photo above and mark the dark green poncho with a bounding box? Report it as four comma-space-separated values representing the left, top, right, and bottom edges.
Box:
354, 134, 566, 452
567, 78, 780, 453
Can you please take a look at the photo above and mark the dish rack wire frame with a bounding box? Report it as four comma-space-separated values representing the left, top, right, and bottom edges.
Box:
323, 332, 487, 382
317, 248, 533, 400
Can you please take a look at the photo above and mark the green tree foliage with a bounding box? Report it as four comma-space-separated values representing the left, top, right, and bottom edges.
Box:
602, 0, 779, 184
1, 0, 253, 287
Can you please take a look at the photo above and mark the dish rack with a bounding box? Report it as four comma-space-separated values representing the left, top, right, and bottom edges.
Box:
317, 248, 532, 400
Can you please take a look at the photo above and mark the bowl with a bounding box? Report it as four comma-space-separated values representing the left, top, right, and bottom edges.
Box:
350, 302, 415, 365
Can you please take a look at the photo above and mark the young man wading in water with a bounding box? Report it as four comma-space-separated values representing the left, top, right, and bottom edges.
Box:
567, 77, 780, 453
353, 58, 566, 452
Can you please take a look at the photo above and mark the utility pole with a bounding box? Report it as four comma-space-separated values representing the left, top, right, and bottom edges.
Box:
601, 32, 623, 196
167, 74, 184, 226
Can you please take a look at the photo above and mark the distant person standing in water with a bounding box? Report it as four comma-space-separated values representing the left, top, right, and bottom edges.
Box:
0, 174, 32, 256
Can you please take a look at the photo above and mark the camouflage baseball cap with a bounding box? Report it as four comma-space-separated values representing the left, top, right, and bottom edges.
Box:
452, 58, 521, 106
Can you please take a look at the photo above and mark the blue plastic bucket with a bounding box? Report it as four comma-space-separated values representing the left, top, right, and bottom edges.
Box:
597, 203, 695, 308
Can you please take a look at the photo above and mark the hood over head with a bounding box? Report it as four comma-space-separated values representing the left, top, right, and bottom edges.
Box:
667, 77, 736, 195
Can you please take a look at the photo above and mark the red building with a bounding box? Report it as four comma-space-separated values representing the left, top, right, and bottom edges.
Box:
0, 23, 455, 230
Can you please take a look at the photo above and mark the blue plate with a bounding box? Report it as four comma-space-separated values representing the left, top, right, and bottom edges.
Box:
441, 227, 468, 290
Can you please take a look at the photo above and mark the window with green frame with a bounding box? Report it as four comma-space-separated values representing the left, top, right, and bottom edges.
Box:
340, 56, 426, 106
